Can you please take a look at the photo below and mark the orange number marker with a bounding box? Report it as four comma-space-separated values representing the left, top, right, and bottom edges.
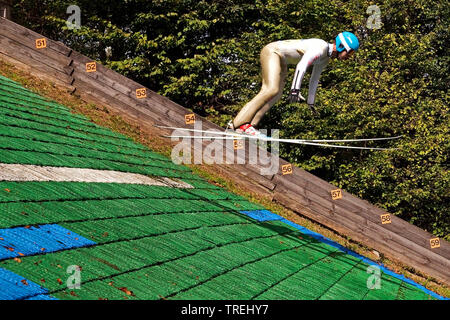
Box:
281, 164, 293, 175
185, 114, 195, 125
35, 38, 47, 49
233, 139, 244, 150
86, 62, 97, 73
380, 214, 392, 224
430, 238, 440, 249
136, 88, 147, 99
331, 189, 343, 200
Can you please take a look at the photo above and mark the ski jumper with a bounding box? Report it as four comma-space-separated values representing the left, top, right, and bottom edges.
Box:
233, 39, 333, 129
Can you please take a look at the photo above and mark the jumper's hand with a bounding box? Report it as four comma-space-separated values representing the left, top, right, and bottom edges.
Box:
288, 89, 306, 103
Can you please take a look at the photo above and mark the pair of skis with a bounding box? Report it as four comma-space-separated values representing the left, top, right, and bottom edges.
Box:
156, 125, 402, 151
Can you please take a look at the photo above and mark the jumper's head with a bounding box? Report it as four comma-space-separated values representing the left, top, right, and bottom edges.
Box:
334, 31, 359, 60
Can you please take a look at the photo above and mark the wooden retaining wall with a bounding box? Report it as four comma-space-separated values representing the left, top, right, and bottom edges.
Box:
0, 17, 449, 286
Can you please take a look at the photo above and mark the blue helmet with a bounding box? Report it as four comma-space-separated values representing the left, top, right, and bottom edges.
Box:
335, 32, 359, 52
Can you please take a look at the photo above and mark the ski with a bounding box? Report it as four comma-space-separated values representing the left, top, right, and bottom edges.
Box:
164, 135, 397, 151
155, 124, 403, 143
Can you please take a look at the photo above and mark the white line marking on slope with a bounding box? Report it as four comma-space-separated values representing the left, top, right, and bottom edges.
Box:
0, 163, 192, 188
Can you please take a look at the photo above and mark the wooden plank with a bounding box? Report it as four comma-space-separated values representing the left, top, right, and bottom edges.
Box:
274, 167, 450, 260
273, 187, 450, 285
343, 192, 450, 259
154, 124, 253, 168
71, 57, 135, 95
274, 183, 441, 260
0, 17, 72, 57
70, 50, 147, 88
273, 186, 363, 238
72, 77, 162, 124
0, 36, 72, 77
71, 58, 188, 127
71, 51, 164, 106
215, 138, 279, 178
278, 173, 450, 264
0, 36, 73, 82
329, 202, 450, 272
276, 173, 360, 214
240, 139, 278, 179
144, 91, 190, 125
276, 186, 450, 275
279, 165, 339, 194
71, 50, 214, 127
233, 164, 276, 191
280, 169, 438, 257
0, 27, 72, 67
220, 164, 274, 196
0, 53, 72, 90
362, 206, 450, 259
72, 72, 179, 126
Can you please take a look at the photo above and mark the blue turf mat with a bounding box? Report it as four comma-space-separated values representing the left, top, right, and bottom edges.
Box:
241, 210, 448, 300
240, 209, 284, 222
0, 267, 55, 300
0, 224, 96, 260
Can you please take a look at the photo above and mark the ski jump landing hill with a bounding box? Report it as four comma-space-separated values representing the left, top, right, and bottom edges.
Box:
0, 17, 448, 289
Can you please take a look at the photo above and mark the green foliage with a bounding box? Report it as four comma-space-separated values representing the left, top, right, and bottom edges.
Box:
12, 0, 449, 238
